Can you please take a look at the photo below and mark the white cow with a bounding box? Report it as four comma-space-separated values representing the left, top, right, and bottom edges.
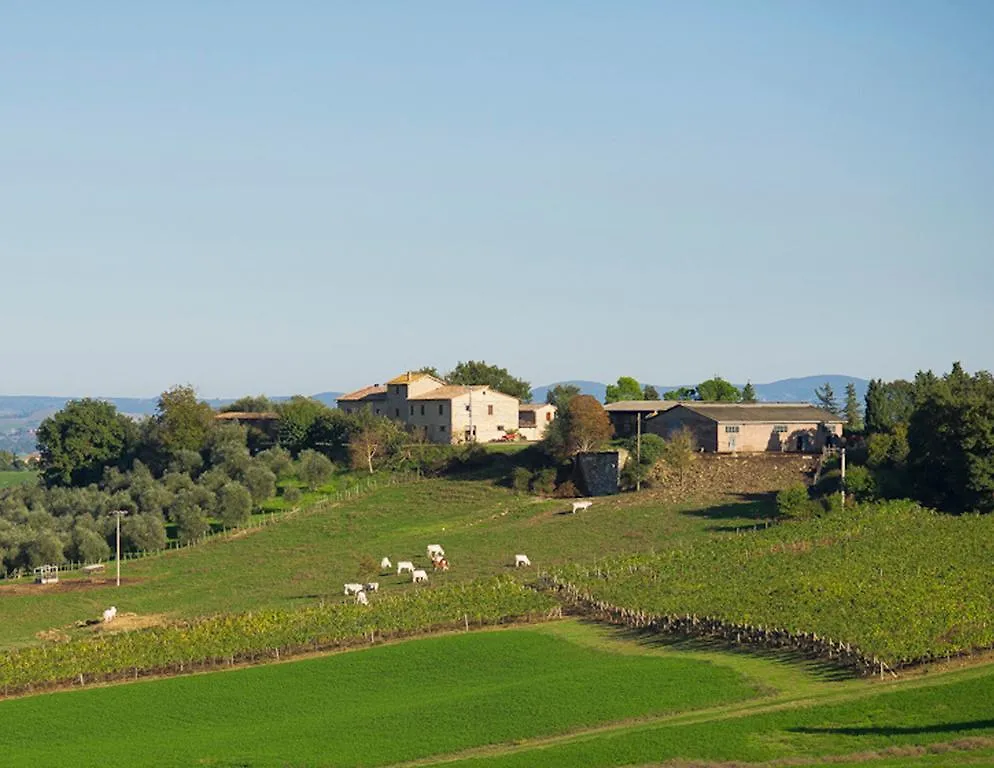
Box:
514, 554, 532, 568
411, 569, 428, 584
102, 606, 117, 623
397, 561, 415, 575
355, 590, 369, 606
571, 501, 593, 514
344, 582, 365, 596
380, 557, 392, 571
364, 582, 379, 592
426, 544, 445, 560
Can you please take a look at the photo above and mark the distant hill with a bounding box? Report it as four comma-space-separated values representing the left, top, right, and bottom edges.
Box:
530, 381, 607, 405
531, 376, 869, 406
0, 392, 343, 455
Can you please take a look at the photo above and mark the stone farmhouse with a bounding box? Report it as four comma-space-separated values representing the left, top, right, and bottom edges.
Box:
605, 401, 843, 453
338, 372, 554, 444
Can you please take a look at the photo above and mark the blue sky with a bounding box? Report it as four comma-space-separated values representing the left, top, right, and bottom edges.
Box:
3, 2, 992, 397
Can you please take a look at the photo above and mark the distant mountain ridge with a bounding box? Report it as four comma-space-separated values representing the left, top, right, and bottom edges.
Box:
530, 375, 869, 406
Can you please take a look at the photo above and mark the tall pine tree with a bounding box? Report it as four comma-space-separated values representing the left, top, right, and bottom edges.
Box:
843, 382, 863, 431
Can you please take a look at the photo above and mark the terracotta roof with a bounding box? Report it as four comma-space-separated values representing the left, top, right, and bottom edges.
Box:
518, 403, 556, 411
215, 411, 279, 420
604, 400, 680, 413
337, 385, 388, 402
407, 385, 517, 402
386, 371, 446, 386
672, 403, 843, 423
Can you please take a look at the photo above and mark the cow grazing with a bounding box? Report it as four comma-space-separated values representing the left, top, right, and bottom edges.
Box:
571, 501, 593, 514
344, 583, 365, 596
514, 554, 531, 568
102, 606, 117, 623
355, 590, 369, 606
365, 582, 379, 592
411, 569, 428, 584
426, 544, 445, 560
397, 561, 415, 575
432, 557, 449, 572
380, 557, 392, 571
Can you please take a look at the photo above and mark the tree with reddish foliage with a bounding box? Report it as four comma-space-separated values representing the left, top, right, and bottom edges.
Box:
544, 394, 613, 460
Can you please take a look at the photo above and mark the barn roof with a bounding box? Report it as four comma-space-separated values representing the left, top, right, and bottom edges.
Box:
337, 385, 388, 402
603, 400, 680, 413
671, 402, 843, 423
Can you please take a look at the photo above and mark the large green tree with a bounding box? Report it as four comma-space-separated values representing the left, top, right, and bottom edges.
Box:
155, 386, 215, 456
696, 377, 741, 402
605, 376, 643, 404
446, 361, 532, 402
663, 387, 696, 401
36, 399, 137, 487
741, 382, 757, 403
908, 363, 994, 514
864, 378, 916, 434
276, 396, 330, 455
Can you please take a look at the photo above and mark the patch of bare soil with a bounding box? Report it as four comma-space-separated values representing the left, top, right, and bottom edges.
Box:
89, 612, 171, 633
644, 454, 818, 505
0, 577, 143, 596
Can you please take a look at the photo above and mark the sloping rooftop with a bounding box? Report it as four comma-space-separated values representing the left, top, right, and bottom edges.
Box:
603, 400, 680, 413
337, 385, 388, 402
407, 385, 517, 401
215, 411, 279, 420
673, 402, 843, 423
386, 371, 446, 386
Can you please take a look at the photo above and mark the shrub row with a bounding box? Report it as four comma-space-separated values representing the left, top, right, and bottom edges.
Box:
0, 577, 557, 696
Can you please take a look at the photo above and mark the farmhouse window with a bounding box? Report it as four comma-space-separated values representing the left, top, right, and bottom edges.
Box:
439, 425, 446, 433
420, 405, 425, 415
725, 425, 740, 433
488, 405, 494, 416
395, 408, 400, 417
438, 404, 444, 415
546, 412, 552, 421
773, 424, 788, 433
410, 406, 414, 416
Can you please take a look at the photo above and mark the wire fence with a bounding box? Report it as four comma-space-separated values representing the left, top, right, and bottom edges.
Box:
0, 471, 415, 583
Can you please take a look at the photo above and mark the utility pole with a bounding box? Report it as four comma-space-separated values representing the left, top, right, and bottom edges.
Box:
110, 510, 129, 587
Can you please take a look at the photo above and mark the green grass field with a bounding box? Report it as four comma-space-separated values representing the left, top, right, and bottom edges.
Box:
0, 470, 36, 488
2, 621, 994, 768
0, 478, 770, 648
0, 623, 758, 767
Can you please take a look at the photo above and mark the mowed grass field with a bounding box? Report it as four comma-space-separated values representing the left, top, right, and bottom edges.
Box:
0, 470, 35, 488
2, 621, 994, 768
0, 478, 771, 647
0, 623, 758, 767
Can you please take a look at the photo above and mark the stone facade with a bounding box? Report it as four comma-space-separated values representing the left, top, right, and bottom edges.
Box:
645, 403, 844, 454
338, 372, 528, 445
